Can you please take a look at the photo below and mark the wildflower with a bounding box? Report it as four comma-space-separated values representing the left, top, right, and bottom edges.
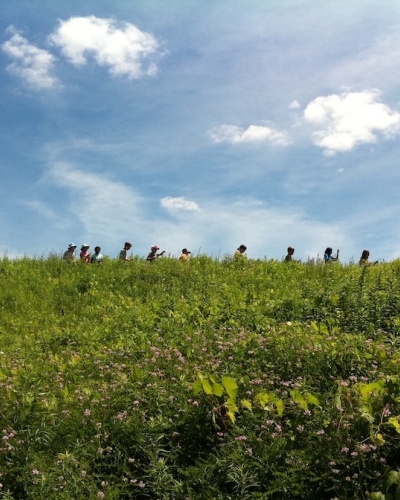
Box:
235, 436, 247, 441
316, 430, 325, 435
32, 470, 39, 475
380, 457, 386, 463
97, 492, 105, 499
329, 461, 336, 466
351, 451, 358, 457
341, 447, 349, 453
383, 405, 391, 417
340, 381, 348, 386
83, 409, 91, 417
138, 481, 145, 488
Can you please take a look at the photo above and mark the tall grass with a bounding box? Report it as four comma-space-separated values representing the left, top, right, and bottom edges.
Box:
1, 257, 400, 498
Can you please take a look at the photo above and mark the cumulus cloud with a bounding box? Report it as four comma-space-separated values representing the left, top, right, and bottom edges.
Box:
49, 16, 161, 79
209, 124, 289, 145
160, 196, 200, 212
304, 90, 400, 154
1, 32, 58, 89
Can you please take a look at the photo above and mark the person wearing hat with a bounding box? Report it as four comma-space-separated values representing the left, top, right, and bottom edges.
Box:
80, 244, 91, 264
119, 241, 133, 261
179, 248, 191, 261
63, 243, 77, 261
146, 245, 165, 262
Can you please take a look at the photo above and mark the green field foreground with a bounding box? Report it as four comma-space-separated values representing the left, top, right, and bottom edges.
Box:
1, 256, 400, 499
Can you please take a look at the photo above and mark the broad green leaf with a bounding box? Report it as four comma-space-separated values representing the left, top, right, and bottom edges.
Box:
202, 379, 213, 395
241, 399, 252, 411
360, 404, 374, 423
227, 411, 236, 423
387, 470, 400, 488
275, 399, 284, 416
370, 493, 385, 500
388, 416, 400, 434
306, 392, 321, 406
226, 397, 239, 414
256, 392, 270, 407
209, 374, 218, 384
193, 379, 203, 396
290, 390, 308, 411
212, 383, 224, 397
222, 377, 238, 400
0, 369, 7, 381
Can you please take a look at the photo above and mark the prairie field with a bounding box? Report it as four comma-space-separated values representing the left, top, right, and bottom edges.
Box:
1, 256, 400, 499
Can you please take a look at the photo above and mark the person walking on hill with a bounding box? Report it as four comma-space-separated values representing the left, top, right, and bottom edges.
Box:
63, 243, 77, 262
80, 244, 91, 264
234, 245, 247, 260
179, 248, 191, 261
324, 247, 339, 263
359, 250, 378, 266
146, 245, 165, 262
285, 247, 300, 262
91, 246, 103, 264
119, 242, 133, 261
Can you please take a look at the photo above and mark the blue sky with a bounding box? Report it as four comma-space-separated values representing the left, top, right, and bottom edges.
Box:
1, 1, 400, 261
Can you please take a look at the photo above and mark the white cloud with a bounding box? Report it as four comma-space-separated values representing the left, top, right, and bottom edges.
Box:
49, 16, 161, 79
289, 100, 301, 109
152, 198, 349, 260
46, 162, 145, 241
304, 90, 400, 154
160, 196, 200, 212
209, 124, 289, 145
1, 32, 58, 89
20, 200, 58, 220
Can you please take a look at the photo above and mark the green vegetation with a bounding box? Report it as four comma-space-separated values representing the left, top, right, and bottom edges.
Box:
1, 256, 400, 499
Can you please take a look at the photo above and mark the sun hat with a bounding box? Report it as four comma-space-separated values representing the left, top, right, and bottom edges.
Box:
151, 245, 159, 250
68, 243, 77, 249
81, 244, 90, 250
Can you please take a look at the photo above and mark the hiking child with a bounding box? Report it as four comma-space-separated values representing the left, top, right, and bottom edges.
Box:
179, 248, 191, 261
119, 242, 133, 261
234, 245, 247, 260
63, 243, 77, 262
285, 246, 300, 262
146, 245, 165, 262
91, 246, 103, 264
359, 250, 378, 266
80, 244, 91, 264
324, 247, 339, 263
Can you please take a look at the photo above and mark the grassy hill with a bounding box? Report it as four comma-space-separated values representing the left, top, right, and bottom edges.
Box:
1, 256, 400, 499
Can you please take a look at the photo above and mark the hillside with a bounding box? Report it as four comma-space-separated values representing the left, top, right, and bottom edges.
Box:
0, 256, 400, 499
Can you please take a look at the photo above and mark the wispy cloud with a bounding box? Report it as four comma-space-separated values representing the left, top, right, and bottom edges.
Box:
20, 200, 58, 220
160, 196, 200, 212
46, 162, 145, 241
49, 16, 162, 79
304, 90, 400, 155
289, 100, 301, 109
1, 31, 58, 89
209, 124, 289, 145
